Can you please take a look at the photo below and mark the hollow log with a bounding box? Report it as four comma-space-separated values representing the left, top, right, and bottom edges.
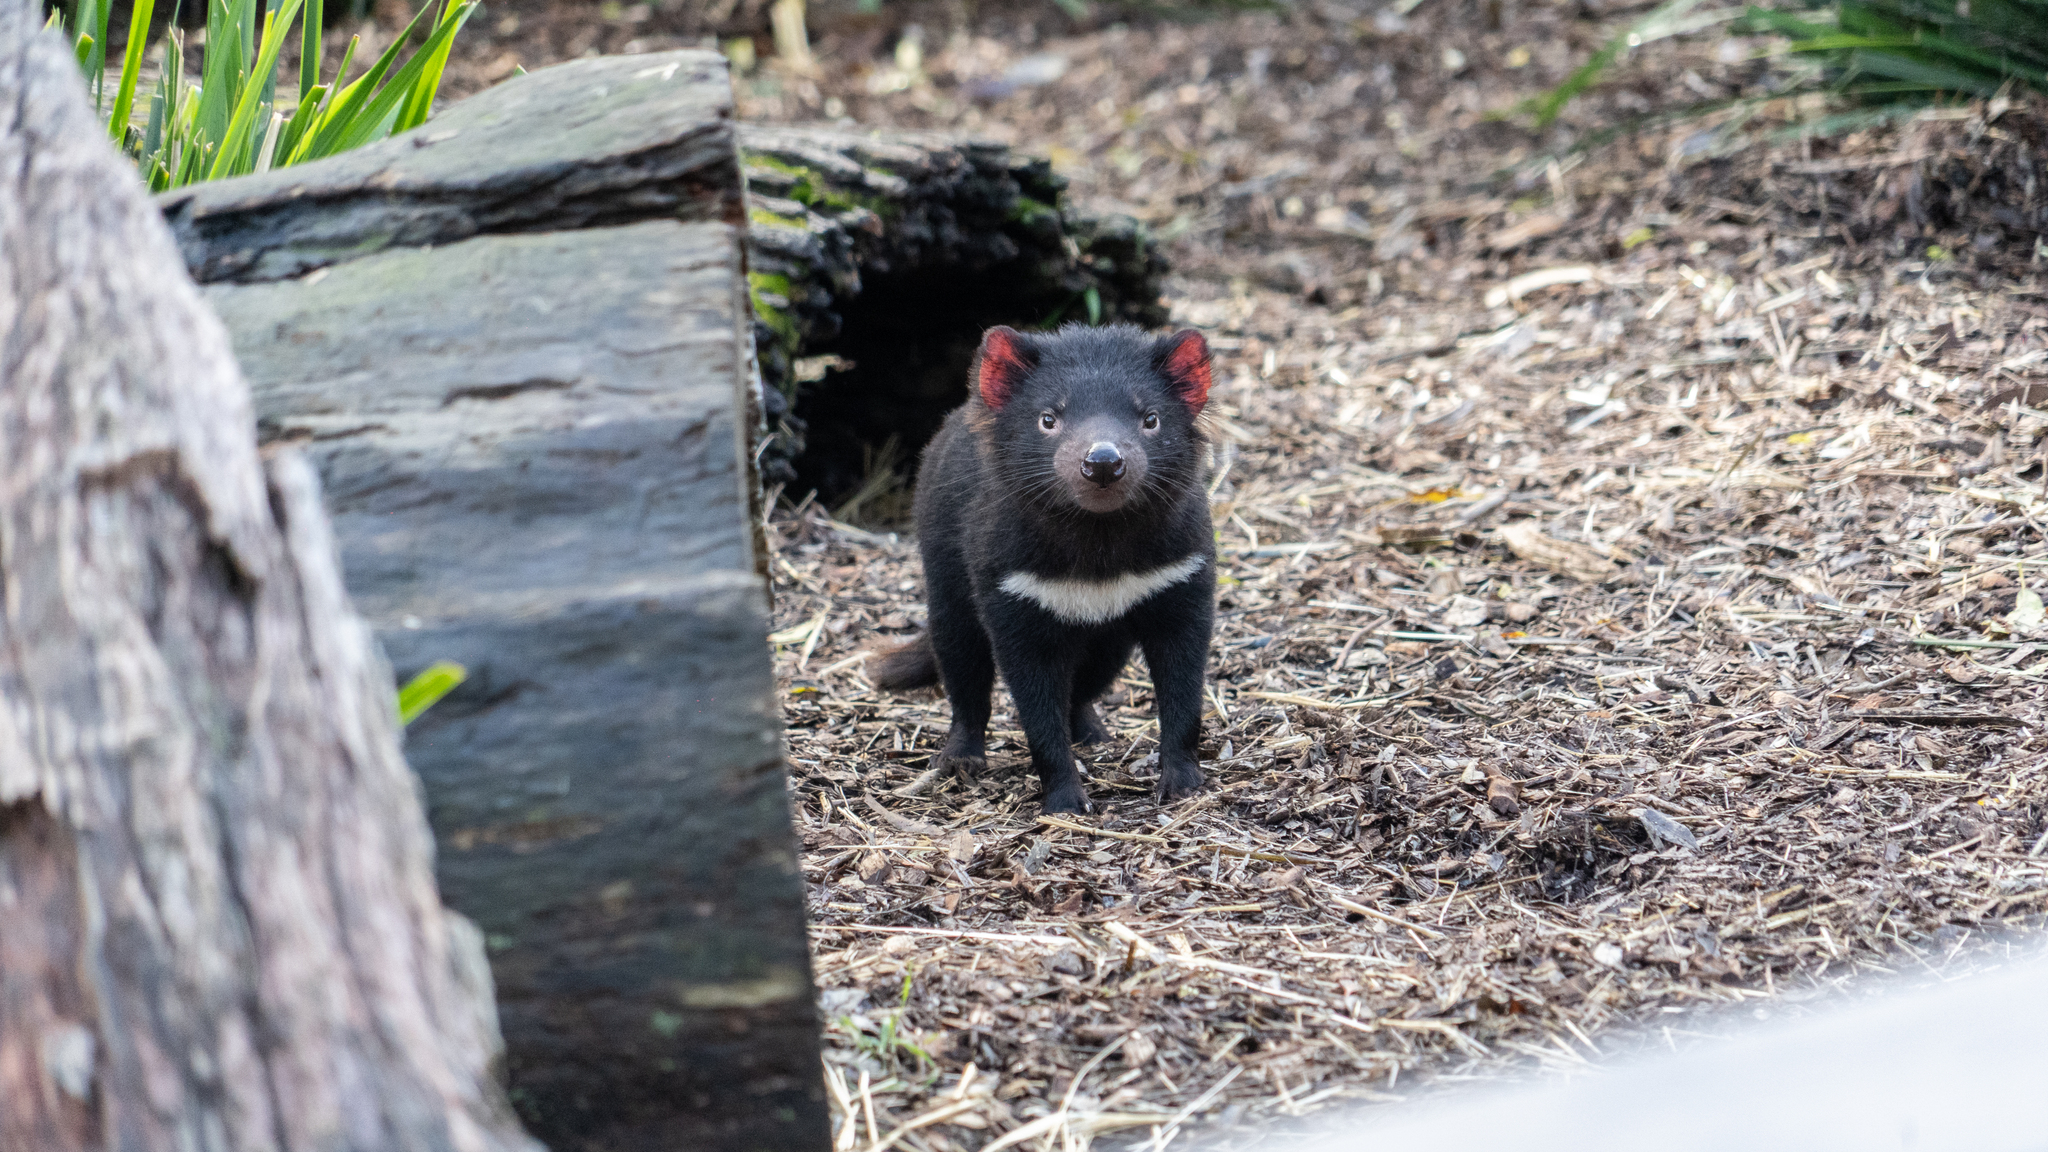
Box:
739, 124, 1170, 497
0, 8, 536, 1151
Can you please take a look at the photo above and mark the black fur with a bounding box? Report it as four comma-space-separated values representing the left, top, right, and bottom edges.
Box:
885, 323, 1217, 813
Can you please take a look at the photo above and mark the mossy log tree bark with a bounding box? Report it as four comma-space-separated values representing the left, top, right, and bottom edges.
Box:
739, 124, 1170, 498
0, 8, 536, 1151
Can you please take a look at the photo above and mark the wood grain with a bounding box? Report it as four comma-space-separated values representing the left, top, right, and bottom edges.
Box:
0, 6, 538, 1149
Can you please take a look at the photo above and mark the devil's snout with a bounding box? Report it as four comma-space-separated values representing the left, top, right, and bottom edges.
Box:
1081, 442, 1125, 487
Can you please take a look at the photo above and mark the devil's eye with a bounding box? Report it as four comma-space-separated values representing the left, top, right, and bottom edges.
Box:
1142, 412, 1160, 430
1040, 412, 1058, 431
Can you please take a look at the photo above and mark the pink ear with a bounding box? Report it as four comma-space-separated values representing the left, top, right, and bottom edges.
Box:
1159, 329, 1212, 413
976, 326, 1033, 409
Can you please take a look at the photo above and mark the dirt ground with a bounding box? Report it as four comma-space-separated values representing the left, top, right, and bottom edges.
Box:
421, 1, 2048, 1147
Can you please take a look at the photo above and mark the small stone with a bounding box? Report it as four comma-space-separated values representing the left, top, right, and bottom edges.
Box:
1636, 807, 1700, 852
1123, 1030, 1158, 1065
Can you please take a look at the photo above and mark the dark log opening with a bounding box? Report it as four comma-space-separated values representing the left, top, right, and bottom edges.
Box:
739, 125, 1169, 511
791, 272, 1058, 508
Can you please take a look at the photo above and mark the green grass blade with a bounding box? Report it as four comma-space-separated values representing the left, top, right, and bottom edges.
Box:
256, 0, 285, 121
397, 660, 467, 724
393, 0, 476, 132
1512, 0, 1722, 127
197, 0, 251, 150
1906, 27, 2048, 82
240, 0, 259, 61
1742, 5, 1837, 40
274, 82, 326, 160
283, 33, 358, 166
1846, 46, 2005, 91
207, 0, 305, 181
85, 0, 113, 105
1783, 33, 1919, 52
73, 30, 95, 75
142, 81, 168, 156
300, 0, 324, 103
143, 29, 185, 159
108, 0, 158, 146
294, 2, 438, 160
174, 131, 209, 185
327, 37, 443, 150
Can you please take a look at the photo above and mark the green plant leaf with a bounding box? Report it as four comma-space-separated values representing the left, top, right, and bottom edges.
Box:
273, 82, 326, 162
197, 0, 252, 151
292, 0, 440, 161
394, 0, 478, 133
300, 0, 325, 104
1847, 46, 2003, 92
1510, 0, 1739, 127
281, 34, 359, 165
108, 0, 158, 144
397, 660, 468, 725
207, 0, 306, 181
323, 3, 472, 152
88, 0, 113, 104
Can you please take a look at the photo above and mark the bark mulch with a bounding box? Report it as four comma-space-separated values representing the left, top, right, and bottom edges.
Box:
415, 0, 2048, 1143
764, 81, 2048, 1152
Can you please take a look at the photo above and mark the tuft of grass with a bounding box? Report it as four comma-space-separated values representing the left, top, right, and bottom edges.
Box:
55, 0, 476, 191
1513, 0, 2048, 133
835, 968, 937, 1074
1748, 0, 2048, 101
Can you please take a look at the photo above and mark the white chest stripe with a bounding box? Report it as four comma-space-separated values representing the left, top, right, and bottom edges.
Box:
999, 555, 1207, 624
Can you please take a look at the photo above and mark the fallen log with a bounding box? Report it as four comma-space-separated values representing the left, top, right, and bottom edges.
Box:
163, 52, 825, 1152
0, 6, 536, 1149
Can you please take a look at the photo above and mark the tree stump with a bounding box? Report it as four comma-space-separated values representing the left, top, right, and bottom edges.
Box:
0, 7, 537, 1150
163, 52, 828, 1152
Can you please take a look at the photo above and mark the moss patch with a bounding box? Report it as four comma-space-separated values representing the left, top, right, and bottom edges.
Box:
744, 151, 896, 218
749, 206, 810, 231
747, 270, 803, 379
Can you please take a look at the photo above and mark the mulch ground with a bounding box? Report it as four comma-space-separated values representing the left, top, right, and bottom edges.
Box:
428, 1, 2048, 1147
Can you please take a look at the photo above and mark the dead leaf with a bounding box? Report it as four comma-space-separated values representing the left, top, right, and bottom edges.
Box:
1497, 520, 1624, 583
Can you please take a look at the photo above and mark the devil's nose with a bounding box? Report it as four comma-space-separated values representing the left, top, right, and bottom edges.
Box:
1081, 443, 1125, 486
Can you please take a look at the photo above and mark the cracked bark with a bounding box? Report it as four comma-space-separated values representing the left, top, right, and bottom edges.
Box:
0, 7, 538, 1150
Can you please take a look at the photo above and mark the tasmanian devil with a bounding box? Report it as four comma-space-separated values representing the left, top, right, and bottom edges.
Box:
872, 323, 1217, 813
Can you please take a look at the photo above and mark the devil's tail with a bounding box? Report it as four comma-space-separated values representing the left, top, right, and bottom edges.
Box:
869, 633, 941, 691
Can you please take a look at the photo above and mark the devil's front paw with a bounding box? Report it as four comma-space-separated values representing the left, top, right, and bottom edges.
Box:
1040, 782, 1095, 814
934, 750, 986, 780
1155, 758, 1205, 803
